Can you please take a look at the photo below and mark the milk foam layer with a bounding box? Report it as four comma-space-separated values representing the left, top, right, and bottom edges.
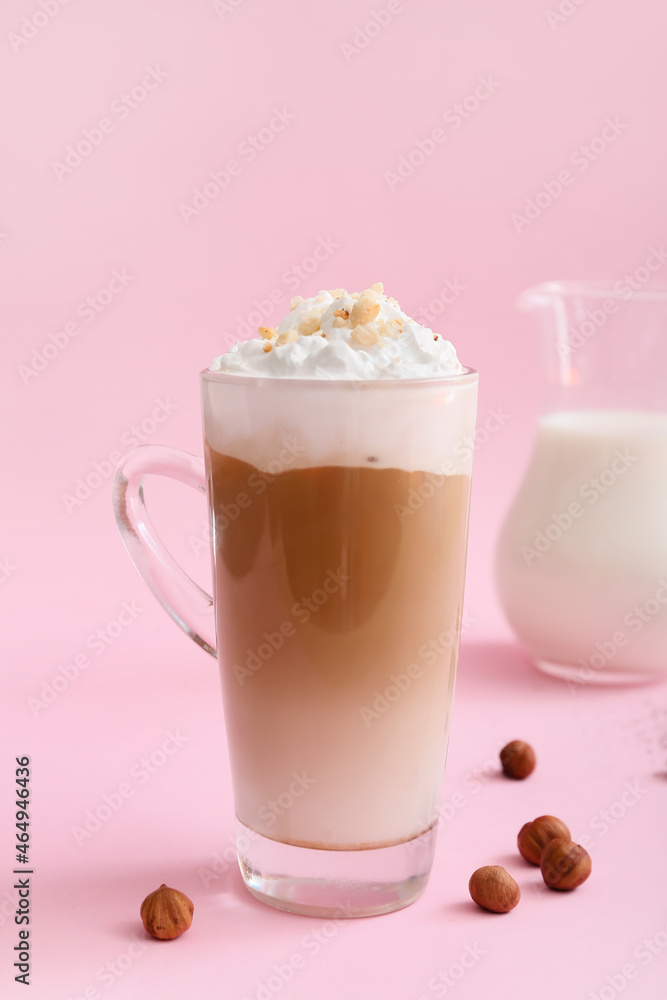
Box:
210, 284, 463, 380
204, 284, 476, 475
202, 375, 478, 475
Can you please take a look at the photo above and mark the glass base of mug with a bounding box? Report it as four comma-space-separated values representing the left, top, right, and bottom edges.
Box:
536, 658, 663, 686
236, 820, 437, 918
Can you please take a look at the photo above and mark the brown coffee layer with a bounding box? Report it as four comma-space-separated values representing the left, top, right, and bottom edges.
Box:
206, 447, 471, 848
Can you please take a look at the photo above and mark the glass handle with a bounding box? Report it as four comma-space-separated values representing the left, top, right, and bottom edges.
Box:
112, 444, 216, 657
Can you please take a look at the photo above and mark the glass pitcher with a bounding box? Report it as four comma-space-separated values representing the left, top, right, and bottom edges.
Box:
496, 281, 667, 685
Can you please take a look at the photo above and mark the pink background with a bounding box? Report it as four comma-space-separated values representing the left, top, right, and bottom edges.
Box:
2, 1, 666, 997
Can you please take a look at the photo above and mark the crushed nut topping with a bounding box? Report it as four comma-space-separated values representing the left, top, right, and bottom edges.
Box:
377, 318, 397, 338
276, 329, 299, 346
254, 282, 410, 355
298, 316, 320, 336
351, 325, 381, 346
350, 295, 381, 328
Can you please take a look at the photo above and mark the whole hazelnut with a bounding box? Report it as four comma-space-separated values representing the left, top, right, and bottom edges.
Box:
469, 866, 521, 913
517, 815, 571, 865
140, 883, 194, 940
540, 840, 592, 891
500, 740, 536, 779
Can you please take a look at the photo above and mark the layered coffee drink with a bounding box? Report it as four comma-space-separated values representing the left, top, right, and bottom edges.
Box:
205, 284, 476, 855
203, 283, 477, 911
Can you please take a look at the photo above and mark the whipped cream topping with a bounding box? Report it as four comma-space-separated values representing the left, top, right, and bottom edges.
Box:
210, 283, 463, 379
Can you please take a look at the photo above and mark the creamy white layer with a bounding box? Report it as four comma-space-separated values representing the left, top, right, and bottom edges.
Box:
202, 376, 478, 476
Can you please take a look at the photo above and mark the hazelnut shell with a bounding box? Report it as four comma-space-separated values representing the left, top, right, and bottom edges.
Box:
500, 740, 536, 779
140, 883, 194, 940
540, 839, 592, 891
518, 815, 571, 865
469, 865, 521, 913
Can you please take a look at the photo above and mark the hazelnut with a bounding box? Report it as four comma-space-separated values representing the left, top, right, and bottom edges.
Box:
349, 294, 381, 328
140, 883, 194, 940
276, 328, 299, 346
517, 815, 571, 865
500, 740, 536, 779
297, 316, 320, 337
540, 840, 591, 891
469, 866, 521, 913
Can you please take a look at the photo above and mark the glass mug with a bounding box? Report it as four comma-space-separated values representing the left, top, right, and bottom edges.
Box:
113, 369, 478, 917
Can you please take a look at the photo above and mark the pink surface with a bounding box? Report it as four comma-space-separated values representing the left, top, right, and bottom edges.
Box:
2, 0, 666, 997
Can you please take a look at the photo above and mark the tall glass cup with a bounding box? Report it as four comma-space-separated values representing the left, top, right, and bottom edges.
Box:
113, 369, 478, 917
